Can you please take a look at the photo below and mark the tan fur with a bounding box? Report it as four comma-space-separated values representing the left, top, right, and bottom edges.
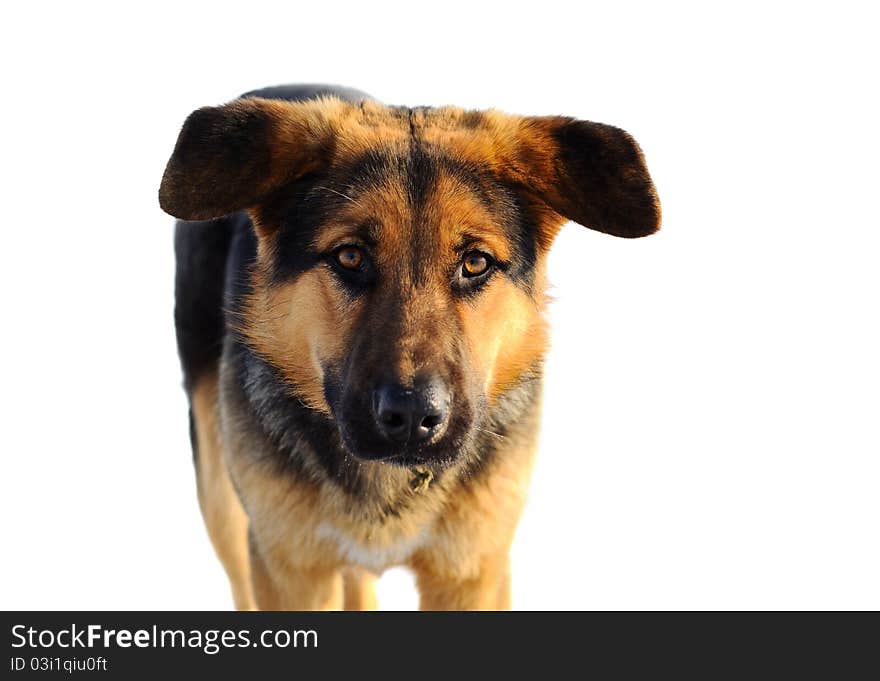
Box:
458, 268, 550, 401
193, 371, 386, 611
410, 421, 540, 609
342, 567, 379, 611
238, 267, 355, 413
191, 373, 255, 610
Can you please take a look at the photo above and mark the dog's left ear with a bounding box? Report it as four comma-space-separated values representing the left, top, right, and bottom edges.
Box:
502, 116, 661, 239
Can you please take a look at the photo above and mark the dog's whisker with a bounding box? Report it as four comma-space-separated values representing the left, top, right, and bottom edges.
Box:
316, 185, 363, 207
476, 427, 506, 441
257, 312, 293, 323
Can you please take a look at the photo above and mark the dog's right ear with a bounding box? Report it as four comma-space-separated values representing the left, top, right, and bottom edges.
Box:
159, 98, 333, 221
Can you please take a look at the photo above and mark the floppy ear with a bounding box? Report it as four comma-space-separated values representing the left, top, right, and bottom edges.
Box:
504, 116, 661, 239
158, 98, 331, 220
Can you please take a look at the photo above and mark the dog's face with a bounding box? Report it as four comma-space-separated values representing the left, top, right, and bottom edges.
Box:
160, 97, 659, 466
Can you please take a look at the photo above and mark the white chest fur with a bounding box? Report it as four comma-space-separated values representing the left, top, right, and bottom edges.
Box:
314, 522, 431, 573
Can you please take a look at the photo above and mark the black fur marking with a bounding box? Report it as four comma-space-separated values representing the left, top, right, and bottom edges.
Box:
261, 174, 330, 283
240, 83, 373, 105
502, 186, 540, 292
406, 142, 439, 286
332, 148, 393, 192
231, 340, 368, 491
188, 408, 198, 464
174, 215, 236, 393
159, 104, 276, 220
549, 120, 660, 238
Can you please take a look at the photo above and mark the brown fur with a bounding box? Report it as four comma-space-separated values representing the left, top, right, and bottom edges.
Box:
164, 93, 659, 610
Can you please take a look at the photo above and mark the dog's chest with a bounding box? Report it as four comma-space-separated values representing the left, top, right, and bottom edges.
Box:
314, 521, 432, 572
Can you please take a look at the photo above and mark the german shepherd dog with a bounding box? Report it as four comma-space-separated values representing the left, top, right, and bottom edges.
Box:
160, 84, 660, 610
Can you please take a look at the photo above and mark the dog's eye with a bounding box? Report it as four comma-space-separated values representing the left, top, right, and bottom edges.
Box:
461, 251, 492, 278
334, 246, 364, 270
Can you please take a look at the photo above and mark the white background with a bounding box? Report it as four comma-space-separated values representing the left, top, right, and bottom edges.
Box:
1, 2, 877, 610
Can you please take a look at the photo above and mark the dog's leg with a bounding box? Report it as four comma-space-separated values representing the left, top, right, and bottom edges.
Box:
412, 551, 512, 611
192, 373, 255, 610
248, 542, 344, 610
342, 567, 379, 610
409, 421, 539, 611
409, 450, 534, 611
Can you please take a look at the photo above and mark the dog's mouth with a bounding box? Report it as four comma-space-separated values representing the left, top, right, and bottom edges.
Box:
336, 421, 463, 468
332, 402, 477, 470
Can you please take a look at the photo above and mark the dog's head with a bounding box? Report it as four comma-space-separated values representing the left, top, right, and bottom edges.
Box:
160, 96, 659, 467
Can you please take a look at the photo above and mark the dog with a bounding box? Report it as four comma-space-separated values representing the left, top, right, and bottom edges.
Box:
159, 84, 660, 610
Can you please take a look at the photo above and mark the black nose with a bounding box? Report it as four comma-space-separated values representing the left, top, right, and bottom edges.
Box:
372, 377, 451, 444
